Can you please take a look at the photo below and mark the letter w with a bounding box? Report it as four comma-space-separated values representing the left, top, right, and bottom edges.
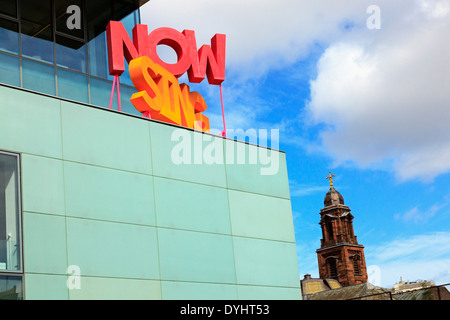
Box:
184, 31, 226, 85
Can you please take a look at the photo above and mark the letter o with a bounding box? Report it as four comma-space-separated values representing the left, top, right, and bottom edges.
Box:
147, 27, 191, 78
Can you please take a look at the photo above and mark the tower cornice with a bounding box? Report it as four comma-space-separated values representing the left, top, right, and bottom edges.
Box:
316, 243, 364, 253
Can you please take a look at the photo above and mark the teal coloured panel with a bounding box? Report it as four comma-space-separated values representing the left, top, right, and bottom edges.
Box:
237, 285, 301, 300
0, 86, 62, 158
228, 190, 295, 242
23, 212, 67, 275
69, 277, 161, 300
150, 123, 227, 187
154, 177, 231, 234
21, 154, 65, 216
60, 101, 152, 174
161, 281, 238, 300
24, 274, 69, 300
233, 237, 300, 288
224, 140, 290, 199
66, 217, 159, 280
158, 228, 236, 284
64, 161, 156, 226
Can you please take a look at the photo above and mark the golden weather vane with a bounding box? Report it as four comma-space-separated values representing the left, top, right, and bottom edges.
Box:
326, 172, 335, 188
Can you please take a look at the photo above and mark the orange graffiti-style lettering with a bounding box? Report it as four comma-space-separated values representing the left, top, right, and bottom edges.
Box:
129, 56, 210, 132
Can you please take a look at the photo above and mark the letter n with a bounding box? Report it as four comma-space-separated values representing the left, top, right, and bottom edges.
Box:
106, 21, 149, 75
184, 30, 226, 85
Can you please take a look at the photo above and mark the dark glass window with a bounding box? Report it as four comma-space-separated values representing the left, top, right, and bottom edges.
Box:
20, 0, 54, 64
86, 0, 112, 42
57, 68, 89, 103
89, 76, 115, 108
87, 31, 108, 79
0, 0, 143, 113
0, 52, 20, 87
56, 35, 87, 73
22, 59, 56, 95
119, 9, 139, 34
0, 152, 22, 273
115, 11, 138, 86
55, 0, 84, 40
0, 19, 19, 55
87, 9, 137, 86
0, 0, 18, 18
119, 84, 139, 116
0, 275, 23, 300
86, 0, 112, 80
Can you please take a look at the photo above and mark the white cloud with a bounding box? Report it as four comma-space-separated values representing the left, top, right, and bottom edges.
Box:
290, 183, 329, 197
394, 201, 448, 223
373, 258, 450, 288
306, 0, 450, 182
140, 0, 374, 148
365, 232, 450, 287
141, 1, 450, 182
421, 0, 450, 18
140, 0, 367, 80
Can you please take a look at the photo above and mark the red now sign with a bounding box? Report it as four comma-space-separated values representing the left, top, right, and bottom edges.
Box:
106, 21, 226, 85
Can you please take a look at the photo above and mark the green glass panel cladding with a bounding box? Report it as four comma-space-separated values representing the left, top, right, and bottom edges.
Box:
21, 155, 65, 216
66, 218, 160, 280
0, 85, 301, 300
61, 101, 152, 174
154, 177, 231, 234
23, 212, 67, 274
228, 190, 295, 242
150, 122, 227, 187
63, 161, 156, 225
0, 86, 62, 158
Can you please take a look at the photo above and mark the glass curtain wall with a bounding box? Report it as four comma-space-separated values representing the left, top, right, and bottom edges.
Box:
0, 151, 23, 300
0, 0, 141, 116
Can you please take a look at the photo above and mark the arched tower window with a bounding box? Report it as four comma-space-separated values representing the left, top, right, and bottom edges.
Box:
327, 220, 333, 240
328, 258, 337, 278
352, 256, 361, 274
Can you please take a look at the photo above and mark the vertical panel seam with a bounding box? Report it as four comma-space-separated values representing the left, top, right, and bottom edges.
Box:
222, 139, 239, 298
148, 122, 163, 299
59, 100, 70, 299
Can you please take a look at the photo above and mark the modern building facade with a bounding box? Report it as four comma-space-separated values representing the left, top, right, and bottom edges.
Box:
0, 0, 301, 299
0, 0, 143, 115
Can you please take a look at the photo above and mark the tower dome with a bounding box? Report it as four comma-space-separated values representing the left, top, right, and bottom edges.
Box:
324, 187, 344, 207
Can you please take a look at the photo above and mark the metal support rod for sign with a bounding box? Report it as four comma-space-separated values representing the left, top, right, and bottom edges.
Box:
109, 74, 121, 112
143, 111, 151, 119
220, 83, 226, 138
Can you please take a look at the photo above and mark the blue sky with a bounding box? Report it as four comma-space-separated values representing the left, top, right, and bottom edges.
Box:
140, 0, 450, 288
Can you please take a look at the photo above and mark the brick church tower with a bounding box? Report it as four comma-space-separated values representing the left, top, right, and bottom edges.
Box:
316, 173, 368, 287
